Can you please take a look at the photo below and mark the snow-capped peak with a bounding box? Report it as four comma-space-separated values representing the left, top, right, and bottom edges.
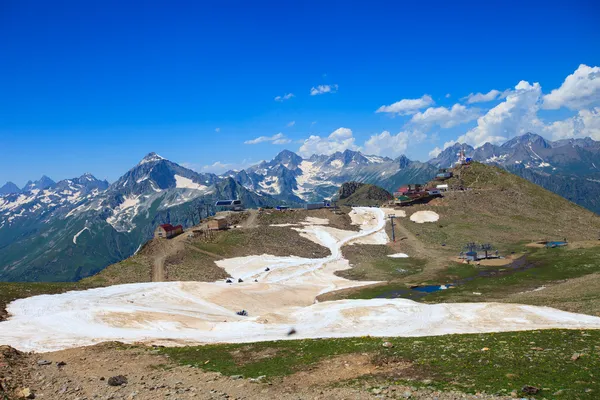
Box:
139, 152, 166, 165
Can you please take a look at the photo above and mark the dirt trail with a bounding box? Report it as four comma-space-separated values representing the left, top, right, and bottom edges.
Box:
242, 209, 259, 228
151, 235, 186, 282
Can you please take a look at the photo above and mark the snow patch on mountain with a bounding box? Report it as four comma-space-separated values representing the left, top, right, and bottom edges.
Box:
259, 176, 281, 195
139, 152, 165, 165
73, 227, 90, 244
106, 195, 142, 232
174, 175, 208, 191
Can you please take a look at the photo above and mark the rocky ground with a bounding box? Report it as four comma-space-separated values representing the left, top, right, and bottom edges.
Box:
1, 342, 511, 400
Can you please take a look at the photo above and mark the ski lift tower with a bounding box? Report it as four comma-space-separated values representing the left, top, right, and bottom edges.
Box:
456, 147, 467, 165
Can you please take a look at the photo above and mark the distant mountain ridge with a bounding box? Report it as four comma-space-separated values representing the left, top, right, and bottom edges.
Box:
0, 153, 278, 282
224, 149, 437, 202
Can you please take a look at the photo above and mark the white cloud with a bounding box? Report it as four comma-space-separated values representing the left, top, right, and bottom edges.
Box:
409, 104, 480, 130
182, 160, 255, 175
428, 147, 442, 158
215, 127, 220, 133
457, 81, 542, 147
462, 89, 510, 104
445, 93, 451, 98
410, 130, 427, 143
310, 84, 338, 96
363, 131, 409, 158
298, 127, 358, 157
428, 140, 457, 159
542, 64, 600, 110
540, 107, 600, 140
200, 161, 232, 173
286, 121, 295, 127
244, 133, 291, 145
274, 93, 295, 102
375, 95, 434, 115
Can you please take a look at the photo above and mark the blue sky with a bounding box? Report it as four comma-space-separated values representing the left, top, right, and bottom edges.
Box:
1, 0, 600, 186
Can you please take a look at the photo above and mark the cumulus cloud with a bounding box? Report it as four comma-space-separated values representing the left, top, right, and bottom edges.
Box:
310, 84, 338, 96
298, 127, 358, 157
427, 140, 457, 159
457, 81, 542, 147
428, 147, 442, 158
215, 127, 220, 133
375, 95, 434, 115
363, 131, 409, 158
244, 133, 291, 145
539, 107, 600, 140
445, 93, 451, 98
183, 160, 256, 175
409, 104, 480, 130
542, 64, 600, 110
286, 121, 295, 127
462, 89, 510, 104
275, 93, 295, 102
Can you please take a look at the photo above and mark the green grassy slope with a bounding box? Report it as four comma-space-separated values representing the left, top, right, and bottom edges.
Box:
401, 162, 600, 251
159, 329, 600, 399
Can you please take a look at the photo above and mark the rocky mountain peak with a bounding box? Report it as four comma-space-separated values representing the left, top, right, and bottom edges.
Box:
503, 132, 551, 149
22, 175, 56, 192
395, 155, 411, 168
0, 181, 21, 195
138, 152, 166, 165
273, 150, 303, 169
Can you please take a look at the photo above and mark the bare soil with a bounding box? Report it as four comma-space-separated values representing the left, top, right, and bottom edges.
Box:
1, 342, 508, 400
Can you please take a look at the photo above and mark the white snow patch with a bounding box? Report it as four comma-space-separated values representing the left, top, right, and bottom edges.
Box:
410, 211, 439, 224
365, 155, 384, 164
258, 176, 281, 195
174, 175, 207, 191
269, 223, 299, 227
139, 153, 165, 165
106, 195, 142, 232
388, 253, 409, 258
72, 227, 90, 244
301, 217, 329, 225
330, 159, 344, 168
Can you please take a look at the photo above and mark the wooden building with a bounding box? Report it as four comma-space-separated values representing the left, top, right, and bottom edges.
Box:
208, 217, 228, 231
155, 223, 184, 239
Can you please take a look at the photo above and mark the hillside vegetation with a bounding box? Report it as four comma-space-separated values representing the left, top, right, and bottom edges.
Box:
401, 162, 600, 251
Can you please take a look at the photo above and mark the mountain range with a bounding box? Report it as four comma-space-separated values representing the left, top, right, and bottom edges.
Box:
1, 133, 599, 282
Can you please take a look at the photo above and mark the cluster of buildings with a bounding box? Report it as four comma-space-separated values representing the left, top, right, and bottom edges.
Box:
392, 167, 454, 206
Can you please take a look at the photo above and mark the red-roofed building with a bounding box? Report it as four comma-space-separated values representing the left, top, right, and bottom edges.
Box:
154, 223, 184, 239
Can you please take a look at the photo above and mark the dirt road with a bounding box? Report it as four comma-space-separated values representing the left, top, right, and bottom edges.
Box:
151, 235, 186, 282
242, 208, 258, 228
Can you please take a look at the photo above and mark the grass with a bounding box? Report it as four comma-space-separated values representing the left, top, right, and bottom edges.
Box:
82, 256, 151, 286
158, 329, 600, 399
399, 163, 600, 252
422, 246, 600, 305
339, 244, 425, 281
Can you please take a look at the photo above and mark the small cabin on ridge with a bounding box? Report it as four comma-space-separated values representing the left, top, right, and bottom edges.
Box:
155, 223, 184, 239
208, 216, 228, 231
